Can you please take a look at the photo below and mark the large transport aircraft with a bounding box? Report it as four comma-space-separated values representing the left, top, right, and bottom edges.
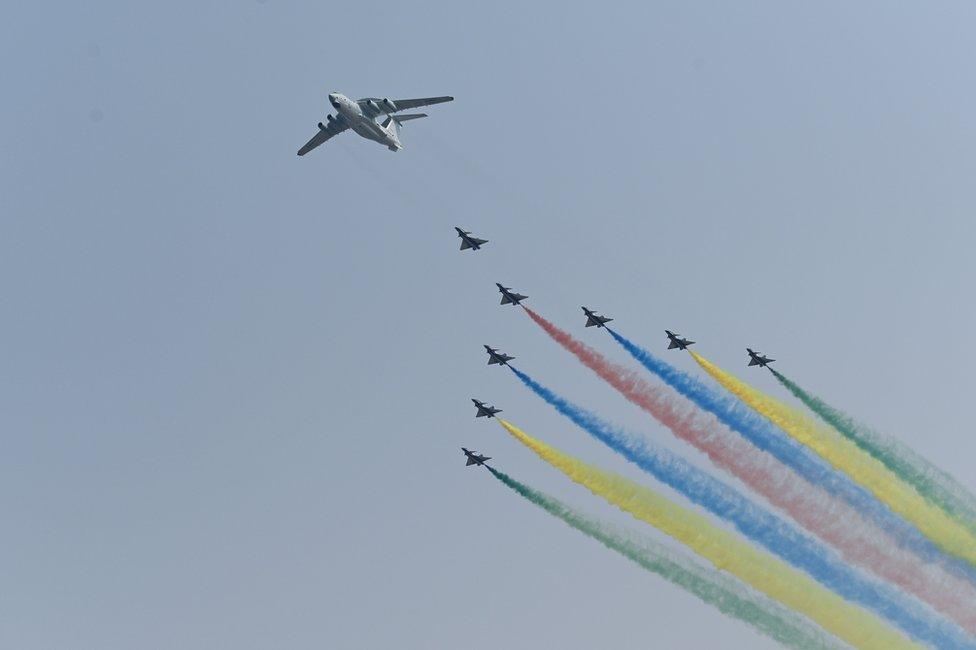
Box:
298, 92, 454, 154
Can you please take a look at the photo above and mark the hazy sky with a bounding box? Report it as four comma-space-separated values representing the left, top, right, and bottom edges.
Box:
3, 2, 976, 648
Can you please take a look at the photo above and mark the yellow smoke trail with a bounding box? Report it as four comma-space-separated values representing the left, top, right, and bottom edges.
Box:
497, 419, 918, 650
691, 351, 976, 568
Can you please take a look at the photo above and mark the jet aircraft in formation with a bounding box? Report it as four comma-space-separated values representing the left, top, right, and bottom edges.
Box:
582, 307, 613, 328
461, 447, 491, 467
472, 398, 502, 418
456, 227, 488, 251
463, 300, 785, 471
666, 330, 695, 350
496, 283, 528, 306
484, 345, 515, 366
298, 92, 454, 155
296, 93, 791, 483
747, 348, 775, 368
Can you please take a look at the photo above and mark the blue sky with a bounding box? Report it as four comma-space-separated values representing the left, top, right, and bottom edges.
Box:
2, 2, 975, 648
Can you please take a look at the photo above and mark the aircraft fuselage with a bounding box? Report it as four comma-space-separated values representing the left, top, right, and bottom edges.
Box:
330, 92, 401, 151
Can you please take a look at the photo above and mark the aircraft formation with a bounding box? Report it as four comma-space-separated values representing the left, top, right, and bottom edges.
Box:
294, 90, 976, 649
442, 222, 976, 650
458, 226, 776, 472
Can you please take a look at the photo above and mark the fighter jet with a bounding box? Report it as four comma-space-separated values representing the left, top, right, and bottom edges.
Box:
297, 92, 454, 155
496, 283, 528, 306
666, 330, 695, 350
582, 307, 613, 328
484, 345, 515, 366
472, 398, 502, 418
747, 348, 775, 368
461, 447, 491, 467
456, 227, 488, 251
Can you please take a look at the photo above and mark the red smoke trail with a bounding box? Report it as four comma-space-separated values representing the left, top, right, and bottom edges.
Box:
522, 306, 976, 633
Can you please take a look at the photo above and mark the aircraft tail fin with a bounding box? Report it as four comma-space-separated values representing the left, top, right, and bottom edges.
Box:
380, 116, 404, 150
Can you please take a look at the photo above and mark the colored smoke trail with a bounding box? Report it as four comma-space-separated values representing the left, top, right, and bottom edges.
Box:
495, 419, 918, 650
607, 327, 976, 583
692, 351, 976, 570
772, 368, 976, 534
508, 366, 975, 647
487, 467, 848, 650
521, 308, 976, 632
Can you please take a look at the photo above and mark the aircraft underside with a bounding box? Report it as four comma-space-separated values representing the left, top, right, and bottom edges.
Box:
351, 119, 398, 150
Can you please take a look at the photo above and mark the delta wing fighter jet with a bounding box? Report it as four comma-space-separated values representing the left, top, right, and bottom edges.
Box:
472, 399, 502, 418
297, 92, 453, 155
496, 283, 528, 306
456, 227, 488, 251
484, 346, 515, 366
666, 330, 695, 350
747, 348, 775, 368
582, 307, 613, 328
461, 448, 491, 467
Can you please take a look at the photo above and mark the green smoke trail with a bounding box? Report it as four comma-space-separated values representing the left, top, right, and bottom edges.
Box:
772, 369, 976, 534
487, 467, 847, 650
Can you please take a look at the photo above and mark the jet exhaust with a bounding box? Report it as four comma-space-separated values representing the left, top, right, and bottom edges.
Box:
488, 466, 848, 650
504, 366, 976, 647
691, 350, 976, 571
771, 368, 976, 535
495, 419, 919, 650
606, 327, 973, 577
519, 307, 976, 629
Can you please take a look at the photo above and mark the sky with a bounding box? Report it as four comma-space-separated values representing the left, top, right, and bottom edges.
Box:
2, 1, 976, 648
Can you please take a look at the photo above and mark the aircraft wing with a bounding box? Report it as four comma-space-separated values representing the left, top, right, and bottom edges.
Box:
297, 118, 349, 156
501, 292, 527, 304
391, 96, 454, 111
466, 456, 479, 466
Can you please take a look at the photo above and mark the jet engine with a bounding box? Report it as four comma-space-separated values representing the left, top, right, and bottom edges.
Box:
367, 100, 380, 112
383, 98, 397, 112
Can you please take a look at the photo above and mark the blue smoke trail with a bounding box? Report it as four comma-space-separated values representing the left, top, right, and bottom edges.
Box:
509, 365, 975, 649
608, 328, 976, 585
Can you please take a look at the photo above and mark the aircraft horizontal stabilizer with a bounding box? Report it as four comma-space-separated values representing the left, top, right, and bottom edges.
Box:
394, 113, 428, 123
